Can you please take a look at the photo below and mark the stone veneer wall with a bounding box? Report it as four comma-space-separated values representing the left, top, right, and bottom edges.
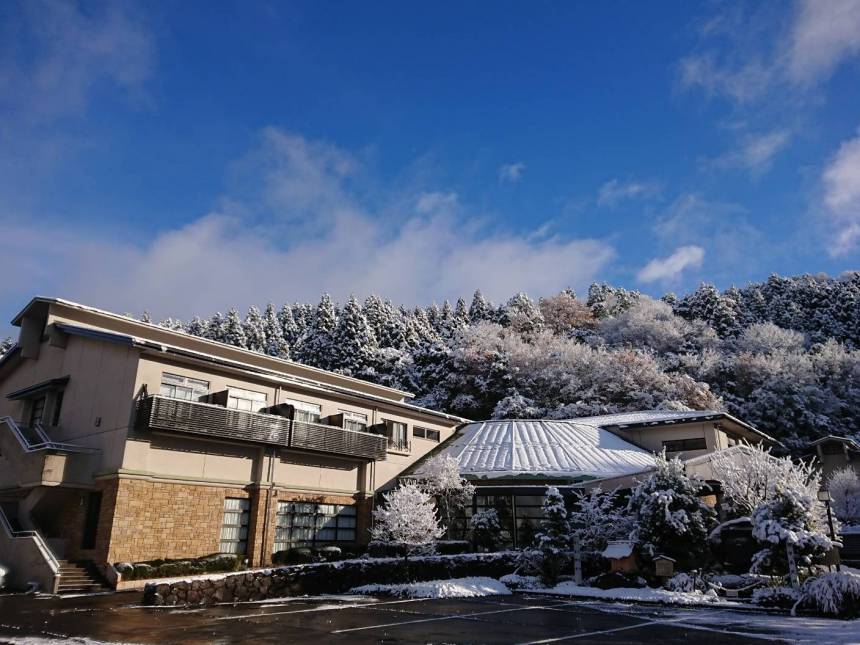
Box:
104, 477, 368, 567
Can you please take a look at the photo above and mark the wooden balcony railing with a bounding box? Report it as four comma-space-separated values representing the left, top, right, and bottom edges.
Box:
136, 395, 387, 461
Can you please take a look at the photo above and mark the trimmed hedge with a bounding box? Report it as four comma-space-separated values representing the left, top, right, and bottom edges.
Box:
115, 553, 241, 581
143, 551, 518, 605
272, 545, 359, 565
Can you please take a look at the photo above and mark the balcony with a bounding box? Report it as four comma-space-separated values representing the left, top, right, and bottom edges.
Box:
387, 438, 411, 454
136, 395, 387, 461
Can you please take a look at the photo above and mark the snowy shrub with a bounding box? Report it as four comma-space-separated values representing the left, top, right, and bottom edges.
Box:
750, 484, 833, 574
664, 571, 708, 593
115, 562, 134, 577
520, 487, 571, 586
751, 585, 800, 609
626, 453, 716, 570
798, 571, 860, 618
588, 571, 647, 590
272, 548, 315, 565
415, 454, 476, 537
499, 573, 541, 590
371, 483, 445, 558
828, 467, 860, 525
469, 508, 502, 552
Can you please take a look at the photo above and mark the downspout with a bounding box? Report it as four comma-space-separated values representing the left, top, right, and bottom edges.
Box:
259, 383, 281, 566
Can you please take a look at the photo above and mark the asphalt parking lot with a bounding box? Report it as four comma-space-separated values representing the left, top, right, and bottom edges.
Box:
0, 591, 799, 644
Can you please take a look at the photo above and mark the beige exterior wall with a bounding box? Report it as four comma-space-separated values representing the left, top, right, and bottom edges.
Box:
609, 420, 745, 461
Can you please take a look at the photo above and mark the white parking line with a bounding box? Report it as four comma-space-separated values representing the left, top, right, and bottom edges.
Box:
330, 604, 546, 634
216, 596, 430, 621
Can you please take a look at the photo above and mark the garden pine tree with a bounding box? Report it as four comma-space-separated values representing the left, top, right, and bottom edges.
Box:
262, 303, 290, 358
332, 295, 378, 376
223, 308, 247, 348
243, 306, 266, 352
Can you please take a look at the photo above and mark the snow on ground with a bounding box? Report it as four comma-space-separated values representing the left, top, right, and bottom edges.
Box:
351, 576, 512, 599
526, 581, 739, 607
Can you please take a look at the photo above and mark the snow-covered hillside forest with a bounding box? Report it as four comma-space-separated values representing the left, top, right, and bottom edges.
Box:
13, 273, 860, 450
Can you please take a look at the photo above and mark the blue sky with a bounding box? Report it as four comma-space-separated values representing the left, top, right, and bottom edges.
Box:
1, 0, 859, 329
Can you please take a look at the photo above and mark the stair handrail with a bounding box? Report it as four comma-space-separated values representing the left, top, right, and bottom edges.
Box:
0, 416, 93, 454
0, 505, 60, 574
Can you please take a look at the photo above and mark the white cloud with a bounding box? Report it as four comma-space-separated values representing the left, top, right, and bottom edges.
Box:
0, 131, 615, 320
787, 0, 860, 85
636, 246, 705, 283
499, 162, 526, 184
822, 128, 860, 255
680, 0, 860, 103
0, 0, 155, 120
597, 179, 661, 207
710, 129, 792, 175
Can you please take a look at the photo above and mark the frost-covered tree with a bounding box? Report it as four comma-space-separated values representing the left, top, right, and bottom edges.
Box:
206, 312, 226, 342
371, 483, 445, 557
243, 306, 266, 352
524, 487, 571, 586
627, 453, 716, 569
415, 454, 476, 536
140, 310, 152, 324
569, 487, 631, 557
710, 442, 820, 517
0, 337, 13, 357
539, 289, 595, 335
750, 484, 833, 574
278, 304, 299, 346
500, 293, 544, 334
331, 295, 378, 376
828, 467, 860, 525
735, 322, 806, 355
223, 308, 247, 348
262, 303, 290, 358
185, 316, 208, 338
469, 508, 502, 552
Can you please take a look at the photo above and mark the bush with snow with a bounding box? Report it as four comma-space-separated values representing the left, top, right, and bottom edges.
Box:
371, 483, 445, 558
664, 571, 708, 593
352, 576, 512, 599
626, 453, 715, 570
469, 508, 502, 552
829, 466, 860, 525
751, 585, 800, 609
797, 571, 860, 618
750, 484, 833, 575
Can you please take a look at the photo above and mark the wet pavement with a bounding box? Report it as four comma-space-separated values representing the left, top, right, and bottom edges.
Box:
0, 591, 794, 644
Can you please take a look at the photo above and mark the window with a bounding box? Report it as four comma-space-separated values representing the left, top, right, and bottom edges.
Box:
227, 387, 267, 412
413, 426, 441, 442
385, 420, 409, 451
273, 502, 357, 551
219, 498, 250, 555
28, 396, 46, 427
283, 398, 322, 424
662, 437, 707, 452
160, 372, 210, 401
339, 410, 368, 432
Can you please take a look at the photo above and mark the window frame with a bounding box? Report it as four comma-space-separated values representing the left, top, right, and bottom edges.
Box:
219, 497, 250, 555
273, 502, 357, 552
662, 437, 708, 452
160, 372, 210, 402
413, 426, 441, 442
226, 387, 268, 412
283, 398, 322, 424
339, 409, 368, 433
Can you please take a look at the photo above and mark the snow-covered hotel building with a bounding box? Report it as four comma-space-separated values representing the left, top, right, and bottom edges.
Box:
0, 296, 774, 590
411, 413, 776, 547
0, 297, 466, 592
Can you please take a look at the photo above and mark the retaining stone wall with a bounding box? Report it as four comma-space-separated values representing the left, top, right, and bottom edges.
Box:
143, 552, 518, 605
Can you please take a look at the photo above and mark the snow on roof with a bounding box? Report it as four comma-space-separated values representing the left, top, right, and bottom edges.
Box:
570, 410, 724, 428
419, 419, 656, 480
602, 541, 634, 559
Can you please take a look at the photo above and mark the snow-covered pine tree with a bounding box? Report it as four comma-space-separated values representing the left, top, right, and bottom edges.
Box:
500, 293, 544, 334
331, 295, 378, 376
468, 289, 491, 323
185, 316, 209, 338
278, 304, 299, 346
263, 303, 290, 358
140, 311, 152, 324
294, 294, 338, 370
453, 297, 469, 330
243, 306, 266, 352
371, 483, 444, 558
469, 508, 502, 552
0, 337, 13, 358
525, 486, 571, 586
222, 308, 248, 348
569, 487, 630, 558
206, 312, 226, 342
626, 453, 715, 569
